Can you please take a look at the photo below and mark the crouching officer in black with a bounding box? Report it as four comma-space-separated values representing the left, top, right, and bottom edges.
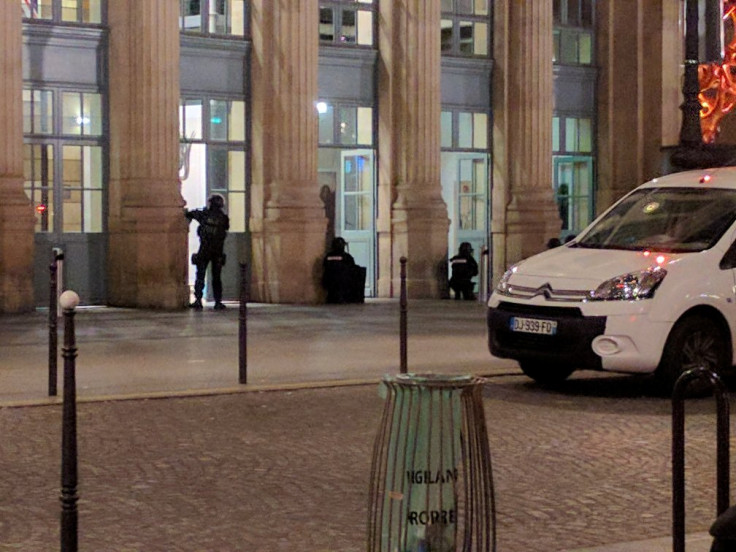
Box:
449, 242, 478, 300
185, 193, 230, 310
322, 237, 357, 304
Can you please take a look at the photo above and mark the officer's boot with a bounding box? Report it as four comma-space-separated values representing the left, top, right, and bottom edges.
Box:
710, 505, 736, 551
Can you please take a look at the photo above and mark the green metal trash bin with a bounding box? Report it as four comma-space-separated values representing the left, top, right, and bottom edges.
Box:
367, 373, 495, 552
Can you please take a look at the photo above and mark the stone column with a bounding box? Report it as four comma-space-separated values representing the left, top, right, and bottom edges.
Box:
107, 0, 188, 308
493, 0, 560, 273
249, 0, 326, 303
598, 2, 679, 195
0, 4, 35, 313
377, 0, 449, 298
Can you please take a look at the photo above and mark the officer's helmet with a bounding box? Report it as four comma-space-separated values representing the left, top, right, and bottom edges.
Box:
332, 237, 347, 252
208, 193, 225, 210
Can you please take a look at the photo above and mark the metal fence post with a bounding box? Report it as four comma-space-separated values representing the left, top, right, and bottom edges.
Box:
672, 366, 730, 552
59, 290, 80, 552
399, 257, 407, 374
239, 263, 248, 385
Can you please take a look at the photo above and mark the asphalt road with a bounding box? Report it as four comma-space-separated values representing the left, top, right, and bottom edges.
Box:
0, 371, 728, 551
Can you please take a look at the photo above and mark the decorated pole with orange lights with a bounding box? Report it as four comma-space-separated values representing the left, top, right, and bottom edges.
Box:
671, 0, 736, 170
680, 0, 706, 148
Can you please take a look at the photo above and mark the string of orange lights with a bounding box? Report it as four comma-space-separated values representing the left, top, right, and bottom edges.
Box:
698, 0, 736, 142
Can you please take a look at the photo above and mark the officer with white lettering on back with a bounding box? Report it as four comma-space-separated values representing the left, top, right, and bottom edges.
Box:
321, 237, 356, 304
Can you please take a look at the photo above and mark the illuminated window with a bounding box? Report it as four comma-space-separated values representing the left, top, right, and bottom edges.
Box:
553, 0, 594, 65
21, 0, 53, 20
209, 99, 245, 142
555, 117, 593, 154
458, 157, 486, 231
22, 0, 103, 23
179, 96, 247, 232
441, 0, 490, 57
442, 110, 489, 150
179, 99, 204, 141
23, 89, 54, 135
23, 87, 106, 234
61, 92, 103, 137
60, 145, 103, 233
24, 144, 55, 233
180, 0, 246, 37
317, 101, 373, 146
320, 0, 375, 46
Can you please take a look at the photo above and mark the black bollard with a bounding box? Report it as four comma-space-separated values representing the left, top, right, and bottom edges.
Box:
48, 249, 62, 396
239, 263, 248, 385
671, 366, 730, 552
399, 256, 407, 374
59, 290, 80, 552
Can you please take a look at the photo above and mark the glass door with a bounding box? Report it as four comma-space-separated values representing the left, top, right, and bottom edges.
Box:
339, 149, 375, 296
24, 141, 106, 304
455, 155, 488, 254
553, 155, 594, 240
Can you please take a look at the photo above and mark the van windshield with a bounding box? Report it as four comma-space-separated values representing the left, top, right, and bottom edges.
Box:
573, 187, 736, 252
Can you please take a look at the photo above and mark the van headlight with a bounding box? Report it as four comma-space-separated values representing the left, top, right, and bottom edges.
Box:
495, 263, 521, 296
589, 267, 667, 301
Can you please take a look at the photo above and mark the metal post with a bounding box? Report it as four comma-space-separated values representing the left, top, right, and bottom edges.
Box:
671, 366, 730, 552
48, 249, 61, 396
59, 290, 80, 552
680, 0, 705, 148
239, 263, 248, 385
399, 257, 407, 374
478, 246, 490, 303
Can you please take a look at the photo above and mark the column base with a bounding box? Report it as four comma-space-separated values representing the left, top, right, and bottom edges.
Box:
250, 213, 328, 303
0, 192, 35, 313
108, 206, 189, 309
392, 203, 450, 299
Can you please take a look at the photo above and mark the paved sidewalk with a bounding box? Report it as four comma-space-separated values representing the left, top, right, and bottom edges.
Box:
0, 299, 517, 405
0, 299, 719, 551
563, 532, 712, 551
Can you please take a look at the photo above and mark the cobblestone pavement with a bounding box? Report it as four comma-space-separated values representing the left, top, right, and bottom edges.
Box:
0, 372, 728, 551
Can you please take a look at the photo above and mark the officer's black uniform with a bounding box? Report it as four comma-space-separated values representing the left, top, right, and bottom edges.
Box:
322, 237, 357, 304
449, 242, 478, 300
185, 194, 230, 310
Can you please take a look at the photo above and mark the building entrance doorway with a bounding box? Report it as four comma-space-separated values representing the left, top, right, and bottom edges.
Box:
338, 149, 375, 297
24, 142, 106, 305
180, 142, 245, 303
553, 155, 594, 240
441, 152, 489, 295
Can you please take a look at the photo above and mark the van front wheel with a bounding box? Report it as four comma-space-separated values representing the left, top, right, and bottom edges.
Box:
655, 315, 730, 394
519, 361, 575, 385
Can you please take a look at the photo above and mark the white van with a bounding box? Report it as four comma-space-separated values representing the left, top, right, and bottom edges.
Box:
487, 167, 736, 391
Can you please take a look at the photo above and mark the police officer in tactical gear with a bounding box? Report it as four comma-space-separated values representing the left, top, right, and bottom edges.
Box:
449, 242, 478, 300
185, 194, 230, 310
322, 237, 357, 304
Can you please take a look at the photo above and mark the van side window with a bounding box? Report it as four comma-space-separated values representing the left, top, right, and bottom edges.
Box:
719, 240, 736, 269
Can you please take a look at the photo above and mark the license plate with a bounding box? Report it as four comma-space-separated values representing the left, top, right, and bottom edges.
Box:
509, 317, 557, 335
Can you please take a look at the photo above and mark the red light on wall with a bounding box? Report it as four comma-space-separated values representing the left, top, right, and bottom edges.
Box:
36, 204, 46, 214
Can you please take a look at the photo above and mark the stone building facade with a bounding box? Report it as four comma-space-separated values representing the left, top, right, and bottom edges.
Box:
0, 0, 696, 312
